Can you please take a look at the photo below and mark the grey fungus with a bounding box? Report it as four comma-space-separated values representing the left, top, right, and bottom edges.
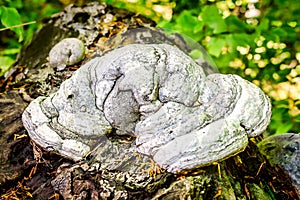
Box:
22, 44, 271, 173
49, 38, 85, 70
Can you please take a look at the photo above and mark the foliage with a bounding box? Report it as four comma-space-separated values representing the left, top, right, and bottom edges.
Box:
0, 0, 62, 76
157, 0, 300, 135
0, 0, 299, 135
102, 0, 300, 135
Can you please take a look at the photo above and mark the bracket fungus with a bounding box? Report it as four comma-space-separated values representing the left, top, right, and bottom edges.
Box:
49, 38, 85, 71
22, 43, 271, 173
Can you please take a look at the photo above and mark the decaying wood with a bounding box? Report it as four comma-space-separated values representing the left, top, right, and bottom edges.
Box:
0, 2, 299, 199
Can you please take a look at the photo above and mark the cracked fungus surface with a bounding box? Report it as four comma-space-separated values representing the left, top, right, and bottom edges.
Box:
22, 44, 271, 173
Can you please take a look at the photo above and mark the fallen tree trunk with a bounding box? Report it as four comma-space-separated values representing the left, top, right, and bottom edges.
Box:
0, 2, 299, 199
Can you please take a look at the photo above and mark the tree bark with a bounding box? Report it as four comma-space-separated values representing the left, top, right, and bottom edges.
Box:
0, 2, 299, 200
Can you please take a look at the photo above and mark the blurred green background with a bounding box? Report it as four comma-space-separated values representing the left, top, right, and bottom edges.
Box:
1, 0, 299, 135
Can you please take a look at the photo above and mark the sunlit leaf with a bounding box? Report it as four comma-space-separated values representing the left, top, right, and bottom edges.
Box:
0, 47, 20, 55
201, 5, 227, 34
0, 56, 14, 76
173, 10, 203, 41
206, 37, 226, 57
0, 6, 24, 42
275, 122, 293, 134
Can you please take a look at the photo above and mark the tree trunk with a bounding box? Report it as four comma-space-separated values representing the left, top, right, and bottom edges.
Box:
0, 2, 299, 200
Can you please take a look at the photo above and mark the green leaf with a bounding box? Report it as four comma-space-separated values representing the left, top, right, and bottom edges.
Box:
173, 10, 204, 41
275, 122, 293, 134
201, 5, 227, 34
270, 27, 287, 37
32, 0, 46, 3
225, 15, 254, 33
189, 49, 203, 60
175, 10, 199, 28
194, 22, 204, 33
232, 33, 252, 48
267, 25, 294, 45
206, 37, 226, 57
0, 47, 20, 55
214, 53, 233, 71
8, 0, 23, 9
0, 6, 24, 42
0, 56, 14, 76
282, 27, 297, 42
257, 18, 269, 32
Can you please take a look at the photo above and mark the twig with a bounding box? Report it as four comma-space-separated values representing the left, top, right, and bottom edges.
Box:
0, 21, 36, 31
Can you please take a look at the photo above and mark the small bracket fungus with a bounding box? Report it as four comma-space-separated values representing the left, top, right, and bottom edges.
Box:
49, 38, 85, 70
22, 44, 271, 173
